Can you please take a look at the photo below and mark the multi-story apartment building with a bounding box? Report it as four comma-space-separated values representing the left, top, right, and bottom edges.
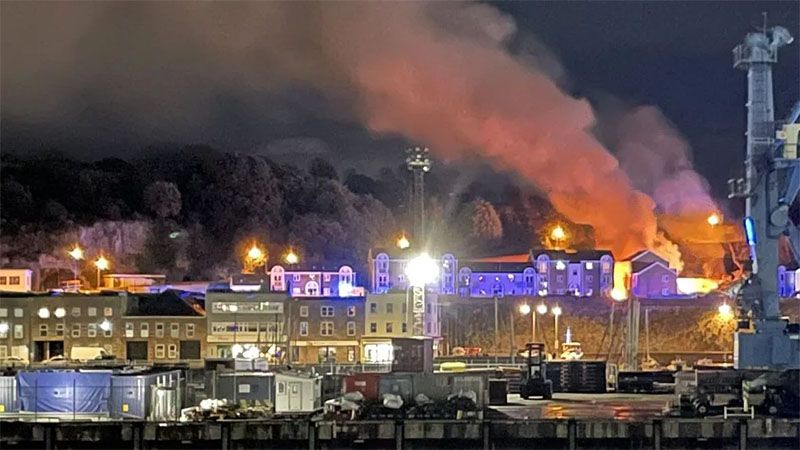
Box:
287, 296, 365, 364
122, 291, 206, 362
0, 293, 32, 361
361, 292, 441, 363
268, 264, 364, 297
205, 287, 288, 359
25, 292, 127, 361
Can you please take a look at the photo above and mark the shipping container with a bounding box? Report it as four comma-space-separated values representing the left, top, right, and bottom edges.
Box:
109, 370, 181, 420
215, 372, 275, 406
18, 370, 111, 414
275, 371, 322, 414
0, 376, 19, 413
343, 373, 381, 401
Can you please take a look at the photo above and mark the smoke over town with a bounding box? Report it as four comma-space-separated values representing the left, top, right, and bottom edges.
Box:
1, 1, 719, 265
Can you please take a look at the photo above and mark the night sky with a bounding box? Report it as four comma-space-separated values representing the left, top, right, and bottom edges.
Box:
1, 1, 798, 201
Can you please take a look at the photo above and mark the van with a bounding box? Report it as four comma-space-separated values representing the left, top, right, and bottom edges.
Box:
70, 347, 111, 362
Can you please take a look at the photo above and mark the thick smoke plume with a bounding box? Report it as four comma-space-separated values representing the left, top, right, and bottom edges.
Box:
1, 2, 717, 265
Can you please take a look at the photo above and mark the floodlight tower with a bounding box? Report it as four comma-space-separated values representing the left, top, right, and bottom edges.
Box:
406, 147, 432, 242
730, 22, 799, 369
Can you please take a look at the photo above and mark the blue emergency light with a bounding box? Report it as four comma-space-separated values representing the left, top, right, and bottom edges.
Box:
744, 216, 757, 246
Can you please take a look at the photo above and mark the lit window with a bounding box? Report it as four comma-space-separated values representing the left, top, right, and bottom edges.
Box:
0, 326, 6, 339
186, 323, 195, 338
555, 261, 566, 271
14, 308, 23, 318
104, 307, 113, 317
13, 324, 23, 339
299, 321, 308, 336
347, 321, 356, 336
155, 344, 165, 359
0, 277, 6, 285
71, 307, 80, 317
87, 323, 97, 338
9, 277, 20, 285
88, 307, 97, 317
0, 308, 6, 317
320, 321, 334, 336
125, 322, 134, 338
156, 323, 165, 338
585, 262, 594, 270
170, 323, 179, 338
167, 344, 177, 359
140, 323, 149, 338
299, 306, 308, 317
370, 323, 377, 333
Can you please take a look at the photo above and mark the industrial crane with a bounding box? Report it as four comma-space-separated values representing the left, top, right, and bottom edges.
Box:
730, 24, 799, 371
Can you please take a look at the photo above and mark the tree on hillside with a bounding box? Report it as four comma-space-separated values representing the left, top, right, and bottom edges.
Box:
469, 199, 503, 241
309, 157, 339, 180
144, 181, 182, 219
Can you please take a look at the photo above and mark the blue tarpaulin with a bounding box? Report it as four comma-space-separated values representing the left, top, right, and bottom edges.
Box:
18, 371, 111, 413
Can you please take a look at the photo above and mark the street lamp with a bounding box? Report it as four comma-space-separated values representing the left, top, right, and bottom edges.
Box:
284, 249, 299, 265
94, 256, 109, 289
397, 234, 410, 250
718, 302, 733, 320
68, 245, 84, 282
244, 243, 266, 273
519, 303, 548, 344
707, 213, 722, 226
551, 304, 562, 356
550, 225, 567, 249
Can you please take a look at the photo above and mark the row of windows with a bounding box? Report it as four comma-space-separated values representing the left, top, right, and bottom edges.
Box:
368, 303, 406, 314
298, 321, 356, 337
209, 322, 282, 334
0, 276, 22, 285
124, 322, 195, 338
0, 307, 112, 318
39, 323, 112, 338
368, 322, 407, 333
0, 324, 24, 339
154, 344, 178, 359
298, 305, 356, 317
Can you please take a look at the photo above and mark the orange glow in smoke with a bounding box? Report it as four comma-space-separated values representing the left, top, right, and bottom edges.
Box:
677, 277, 719, 295
612, 261, 632, 301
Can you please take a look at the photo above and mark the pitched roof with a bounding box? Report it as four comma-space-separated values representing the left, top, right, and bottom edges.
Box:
125, 290, 205, 316
471, 253, 530, 263
632, 261, 676, 277
530, 249, 613, 261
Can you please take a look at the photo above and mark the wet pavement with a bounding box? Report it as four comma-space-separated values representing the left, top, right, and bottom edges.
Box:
490, 393, 673, 420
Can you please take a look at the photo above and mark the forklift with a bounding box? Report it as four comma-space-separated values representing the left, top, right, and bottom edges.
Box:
518, 343, 553, 400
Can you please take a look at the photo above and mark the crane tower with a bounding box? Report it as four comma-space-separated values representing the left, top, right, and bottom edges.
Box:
730, 23, 800, 369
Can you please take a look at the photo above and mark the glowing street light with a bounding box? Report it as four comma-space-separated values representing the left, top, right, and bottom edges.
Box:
94, 256, 109, 289
707, 213, 722, 226
285, 249, 299, 265
718, 302, 733, 320
536, 303, 548, 315
247, 245, 263, 261
405, 253, 439, 287
68, 246, 84, 261
99, 319, 112, 332
519, 304, 531, 315
519, 303, 548, 344
244, 242, 267, 273
397, 234, 410, 250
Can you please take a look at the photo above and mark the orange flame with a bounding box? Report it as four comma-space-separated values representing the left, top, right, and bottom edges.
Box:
612, 261, 632, 301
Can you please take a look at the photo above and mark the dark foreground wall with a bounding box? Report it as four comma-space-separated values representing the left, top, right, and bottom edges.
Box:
2, 418, 798, 450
